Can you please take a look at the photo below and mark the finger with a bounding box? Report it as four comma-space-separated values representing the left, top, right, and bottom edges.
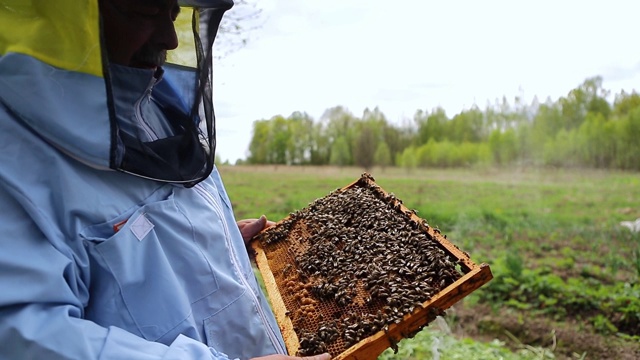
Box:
244, 215, 266, 238
254, 215, 267, 230
300, 353, 331, 360
293, 353, 331, 360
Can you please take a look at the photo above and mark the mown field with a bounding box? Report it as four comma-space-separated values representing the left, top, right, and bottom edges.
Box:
220, 165, 640, 360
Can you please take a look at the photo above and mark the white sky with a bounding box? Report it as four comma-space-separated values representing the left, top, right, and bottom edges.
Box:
212, 0, 640, 163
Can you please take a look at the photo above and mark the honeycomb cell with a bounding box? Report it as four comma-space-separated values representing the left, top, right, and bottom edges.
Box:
252, 173, 492, 359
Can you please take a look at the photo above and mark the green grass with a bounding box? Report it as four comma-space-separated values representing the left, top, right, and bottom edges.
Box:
221, 165, 640, 359
378, 323, 556, 360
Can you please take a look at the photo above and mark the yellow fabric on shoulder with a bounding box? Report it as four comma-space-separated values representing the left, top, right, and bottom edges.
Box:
0, 0, 102, 77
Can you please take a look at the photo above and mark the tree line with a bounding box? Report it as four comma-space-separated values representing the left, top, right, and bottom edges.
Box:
242, 76, 640, 171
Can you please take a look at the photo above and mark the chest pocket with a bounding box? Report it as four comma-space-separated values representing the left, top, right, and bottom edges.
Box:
80, 189, 219, 341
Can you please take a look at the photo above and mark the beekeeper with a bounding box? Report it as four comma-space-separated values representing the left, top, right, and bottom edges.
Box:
0, 1, 329, 359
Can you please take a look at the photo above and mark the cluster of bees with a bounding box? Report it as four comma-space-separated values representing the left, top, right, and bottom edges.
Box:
256, 173, 465, 357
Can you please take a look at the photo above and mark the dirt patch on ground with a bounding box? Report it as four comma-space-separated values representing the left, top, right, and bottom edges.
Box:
449, 303, 640, 360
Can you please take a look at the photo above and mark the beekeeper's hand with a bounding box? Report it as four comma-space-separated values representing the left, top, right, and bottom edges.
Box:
251, 353, 331, 360
238, 215, 275, 244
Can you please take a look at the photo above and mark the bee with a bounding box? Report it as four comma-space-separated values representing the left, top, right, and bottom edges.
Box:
262, 173, 472, 356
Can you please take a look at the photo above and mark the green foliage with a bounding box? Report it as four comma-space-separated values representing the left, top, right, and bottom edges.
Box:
480, 254, 640, 336
374, 142, 392, 168
245, 76, 640, 171
353, 124, 376, 170
415, 107, 448, 144
576, 112, 616, 168
270, 115, 291, 164
504, 252, 524, 279
398, 147, 418, 172
414, 140, 491, 168
559, 76, 611, 130
613, 90, 640, 117
448, 107, 486, 143
329, 136, 351, 166
246, 114, 315, 165
634, 248, 640, 279
542, 129, 581, 167
247, 120, 271, 164
489, 128, 519, 165
614, 106, 640, 170
591, 314, 618, 335
378, 325, 555, 360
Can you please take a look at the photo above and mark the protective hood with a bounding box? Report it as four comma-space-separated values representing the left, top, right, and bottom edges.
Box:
0, 0, 233, 187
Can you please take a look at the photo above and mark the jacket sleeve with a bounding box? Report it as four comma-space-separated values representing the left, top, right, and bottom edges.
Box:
0, 186, 231, 360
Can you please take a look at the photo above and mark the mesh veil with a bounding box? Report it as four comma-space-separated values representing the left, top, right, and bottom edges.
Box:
105, 1, 233, 187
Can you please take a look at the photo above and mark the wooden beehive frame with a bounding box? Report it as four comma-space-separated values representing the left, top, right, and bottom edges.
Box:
252, 174, 493, 359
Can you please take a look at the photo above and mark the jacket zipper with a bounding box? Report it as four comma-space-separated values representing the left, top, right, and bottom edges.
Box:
134, 77, 160, 141
193, 184, 287, 355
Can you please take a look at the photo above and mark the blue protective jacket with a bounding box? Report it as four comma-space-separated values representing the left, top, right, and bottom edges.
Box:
0, 52, 286, 359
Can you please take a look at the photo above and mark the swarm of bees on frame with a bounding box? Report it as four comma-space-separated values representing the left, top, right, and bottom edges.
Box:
254, 173, 466, 357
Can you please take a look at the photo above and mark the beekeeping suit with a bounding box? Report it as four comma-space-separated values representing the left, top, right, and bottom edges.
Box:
0, 1, 286, 359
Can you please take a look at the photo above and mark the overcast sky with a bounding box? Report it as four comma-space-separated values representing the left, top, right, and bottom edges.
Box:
212, 0, 640, 163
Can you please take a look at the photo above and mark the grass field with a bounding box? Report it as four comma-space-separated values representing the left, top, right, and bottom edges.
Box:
220, 165, 640, 360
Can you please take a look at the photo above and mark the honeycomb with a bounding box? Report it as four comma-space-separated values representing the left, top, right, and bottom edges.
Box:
252, 173, 492, 359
